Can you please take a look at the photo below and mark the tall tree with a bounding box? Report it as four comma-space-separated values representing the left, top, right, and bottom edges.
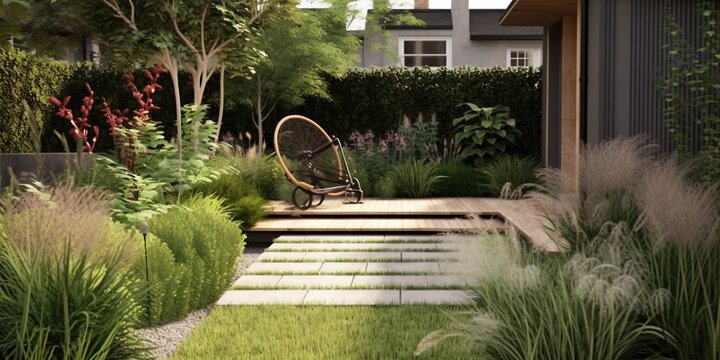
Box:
234, 0, 358, 150
235, 0, 420, 149
40, 0, 294, 154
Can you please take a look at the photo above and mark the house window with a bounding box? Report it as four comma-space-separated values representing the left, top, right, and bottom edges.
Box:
399, 37, 452, 67
507, 49, 535, 67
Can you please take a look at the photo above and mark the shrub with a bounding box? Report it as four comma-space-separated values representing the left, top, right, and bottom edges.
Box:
453, 104, 521, 165
0, 186, 146, 359
434, 163, 482, 197
227, 194, 268, 229
143, 195, 245, 324
386, 159, 445, 198
195, 154, 277, 227
478, 156, 539, 198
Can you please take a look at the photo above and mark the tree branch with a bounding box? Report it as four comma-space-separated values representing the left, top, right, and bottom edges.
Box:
200, 4, 208, 58
169, 0, 199, 55
101, 0, 138, 31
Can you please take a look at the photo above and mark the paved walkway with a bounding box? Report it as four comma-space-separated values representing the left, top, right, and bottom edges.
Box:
217, 234, 476, 305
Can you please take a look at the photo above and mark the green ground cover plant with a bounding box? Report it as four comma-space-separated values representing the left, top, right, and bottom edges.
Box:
142, 195, 245, 324
172, 306, 480, 360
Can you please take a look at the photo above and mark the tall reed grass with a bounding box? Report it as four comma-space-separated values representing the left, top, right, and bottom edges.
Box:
421, 137, 720, 359
0, 186, 147, 359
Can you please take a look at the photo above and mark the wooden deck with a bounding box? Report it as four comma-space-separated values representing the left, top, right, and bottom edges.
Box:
252, 197, 559, 252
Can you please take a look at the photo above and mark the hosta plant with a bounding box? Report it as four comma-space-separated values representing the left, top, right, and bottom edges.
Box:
453, 104, 520, 165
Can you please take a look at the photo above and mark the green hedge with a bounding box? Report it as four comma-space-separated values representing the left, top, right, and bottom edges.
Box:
2, 49, 541, 158
0, 47, 184, 153
293, 67, 542, 157
0, 48, 73, 152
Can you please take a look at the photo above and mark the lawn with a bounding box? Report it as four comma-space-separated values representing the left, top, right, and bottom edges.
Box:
171, 306, 481, 360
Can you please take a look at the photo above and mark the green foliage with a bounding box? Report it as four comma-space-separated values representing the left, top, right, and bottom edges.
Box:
434, 163, 482, 197
399, 120, 440, 161
0, 187, 147, 360
99, 104, 221, 226
231, 0, 359, 148
0, 241, 147, 359
453, 104, 521, 165
661, 2, 720, 183
293, 67, 542, 158
226, 194, 267, 229
142, 195, 245, 324
385, 159, 445, 198
0, 47, 73, 152
478, 156, 539, 198
195, 153, 281, 226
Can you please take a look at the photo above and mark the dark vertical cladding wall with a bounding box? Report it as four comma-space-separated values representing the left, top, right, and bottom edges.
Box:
544, 22, 563, 168
586, 0, 704, 153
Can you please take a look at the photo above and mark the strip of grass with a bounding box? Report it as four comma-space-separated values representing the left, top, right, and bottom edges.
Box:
171, 306, 481, 360
248, 270, 446, 275
274, 239, 444, 244
258, 258, 459, 263
265, 248, 455, 253
230, 284, 466, 290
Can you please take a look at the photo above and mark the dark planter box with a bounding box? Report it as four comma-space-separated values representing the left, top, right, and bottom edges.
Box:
0, 153, 94, 187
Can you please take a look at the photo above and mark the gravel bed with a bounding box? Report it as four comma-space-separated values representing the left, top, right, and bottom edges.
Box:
137, 244, 266, 359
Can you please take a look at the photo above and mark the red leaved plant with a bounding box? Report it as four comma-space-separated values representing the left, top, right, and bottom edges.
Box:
49, 84, 100, 153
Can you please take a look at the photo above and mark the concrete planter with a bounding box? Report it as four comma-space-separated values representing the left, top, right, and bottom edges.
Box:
0, 152, 95, 187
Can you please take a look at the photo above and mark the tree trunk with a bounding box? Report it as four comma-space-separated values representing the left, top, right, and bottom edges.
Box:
213, 64, 226, 147
163, 53, 184, 161
256, 82, 264, 152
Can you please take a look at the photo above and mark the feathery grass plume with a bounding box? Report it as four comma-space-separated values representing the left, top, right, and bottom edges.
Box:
1, 183, 136, 260
531, 137, 652, 251
418, 227, 669, 359
635, 157, 720, 248
454, 228, 540, 289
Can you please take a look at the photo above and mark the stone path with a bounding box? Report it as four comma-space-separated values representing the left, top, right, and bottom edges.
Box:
217, 234, 477, 305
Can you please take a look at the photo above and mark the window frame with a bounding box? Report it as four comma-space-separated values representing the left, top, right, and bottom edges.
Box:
398, 36, 453, 68
506, 48, 541, 68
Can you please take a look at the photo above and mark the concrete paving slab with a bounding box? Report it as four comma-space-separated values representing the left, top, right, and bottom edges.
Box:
319, 262, 368, 274
352, 275, 467, 287
276, 275, 354, 288
265, 243, 458, 252
298, 235, 386, 242
233, 275, 282, 287
401, 252, 460, 261
303, 290, 400, 305
302, 252, 401, 261
365, 262, 441, 273
401, 290, 473, 305
246, 262, 323, 274
217, 290, 308, 305
267, 243, 458, 252
257, 252, 307, 262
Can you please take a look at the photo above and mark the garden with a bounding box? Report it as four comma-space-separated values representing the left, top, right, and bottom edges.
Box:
0, 0, 719, 359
